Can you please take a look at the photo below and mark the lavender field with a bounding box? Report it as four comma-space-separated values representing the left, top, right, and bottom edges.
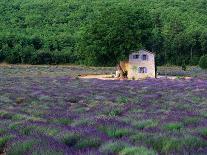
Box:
0, 66, 207, 155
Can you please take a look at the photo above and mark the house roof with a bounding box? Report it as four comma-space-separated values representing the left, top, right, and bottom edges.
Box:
130, 49, 156, 55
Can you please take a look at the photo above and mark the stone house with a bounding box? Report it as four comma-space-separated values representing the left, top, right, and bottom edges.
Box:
120, 49, 156, 79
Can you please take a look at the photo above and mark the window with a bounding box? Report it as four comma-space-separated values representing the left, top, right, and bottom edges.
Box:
142, 54, 148, 60
139, 67, 147, 73
133, 54, 139, 59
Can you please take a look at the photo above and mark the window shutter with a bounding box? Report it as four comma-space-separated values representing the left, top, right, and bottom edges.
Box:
145, 67, 147, 73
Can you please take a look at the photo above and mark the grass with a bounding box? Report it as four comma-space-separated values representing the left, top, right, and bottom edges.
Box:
116, 96, 129, 104
106, 108, 122, 117
149, 136, 182, 154
134, 119, 159, 130
19, 126, 36, 136
182, 117, 200, 126
0, 135, 13, 153
61, 132, 81, 147
99, 126, 132, 138
199, 128, 207, 137
182, 135, 207, 149
50, 118, 73, 125
32, 149, 64, 155
7, 140, 37, 155
130, 133, 182, 154
163, 122, 183, 131
99, 141, 129, 154
34, 126, 60, 137
120, 146, 157, 155
75, 137, 102, 149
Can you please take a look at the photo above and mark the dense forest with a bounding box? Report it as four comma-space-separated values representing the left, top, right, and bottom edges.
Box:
0, 0, 207, 66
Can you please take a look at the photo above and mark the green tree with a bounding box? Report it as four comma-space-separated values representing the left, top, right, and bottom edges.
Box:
199, 55, 207, 69
77, 4, 152, 66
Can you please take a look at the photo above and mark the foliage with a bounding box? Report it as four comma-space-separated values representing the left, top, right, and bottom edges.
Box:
99, 141, 129, 154
163, 123, 183, 131
120, 146, 157, 155
7, 140, 37, 155
0, 0, 207, 65
75, 137, 101, 149
199, 55, 207, 69
77, 4, 152, 66
99, 126, 132, 138
134, 119, 159, 130
61, 132, 81, 147
0, 135, 13, 153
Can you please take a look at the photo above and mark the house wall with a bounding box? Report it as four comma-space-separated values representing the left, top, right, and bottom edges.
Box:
127, 50, 155, 79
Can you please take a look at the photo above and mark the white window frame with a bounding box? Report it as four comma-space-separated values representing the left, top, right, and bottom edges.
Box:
133, 54, 139, 59
138, 67, 147, 73
142, 54, 148, 61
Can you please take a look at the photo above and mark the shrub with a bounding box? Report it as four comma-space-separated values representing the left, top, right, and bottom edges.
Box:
75, 137, 101, 149
61, 132, 81, 146
99, 126, 132, 138
120, 146, 157, 155
116, 96, 129, 104
130, 134, 182, 154
181, 60, 187, 71
130, 132, 148, 143
134, 119, 158, 130
0, 111, 13, 119
19, 126, 36, 136
150, 136, 182, 154
199, 128, 207, 137
199, 55, 207, 69
182, 117, 200, 126
36, 126, 60, 136
12, 114, 26, 121
106, 108, 122, 117
163, 123, 183, 131
0, 50, 6, 62
32, 149, 64, 155
182, 135, 207, 149
0, 129, 6, 134
50, 118, 73, 125
99, 141, 129, 154
7, 140, 37, 155
31, 50, 53, 65
0, 135, 13, 153
5, 46, 22, 64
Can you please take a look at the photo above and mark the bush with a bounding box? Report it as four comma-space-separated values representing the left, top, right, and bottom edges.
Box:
61, 132, 81, 146
32, 149, 64, 155
5, 49, 21, 64
75, 137, 101, 149
134, 119, 158, 130
31, 50, 53, 65
199, 55, 207, 69
120, 146, 157, 155
99, 141, 129, 154
182, 135, 207, 149
7, 140, 37, 155
98, 126, 132, 138
0, 135, 13, 153
163, 123, 183, 131
0, 50, 6, 62
130, 134, 182, 154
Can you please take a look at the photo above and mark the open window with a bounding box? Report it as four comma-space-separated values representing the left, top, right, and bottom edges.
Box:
138, 67, 147, 73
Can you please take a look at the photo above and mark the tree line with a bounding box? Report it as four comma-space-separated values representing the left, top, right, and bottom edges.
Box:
0, 0, 207, 66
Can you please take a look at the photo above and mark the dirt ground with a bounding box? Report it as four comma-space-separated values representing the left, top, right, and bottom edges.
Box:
79, 74, 192, 80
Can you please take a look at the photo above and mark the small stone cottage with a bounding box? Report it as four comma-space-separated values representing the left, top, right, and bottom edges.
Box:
119, 49, 156, 79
